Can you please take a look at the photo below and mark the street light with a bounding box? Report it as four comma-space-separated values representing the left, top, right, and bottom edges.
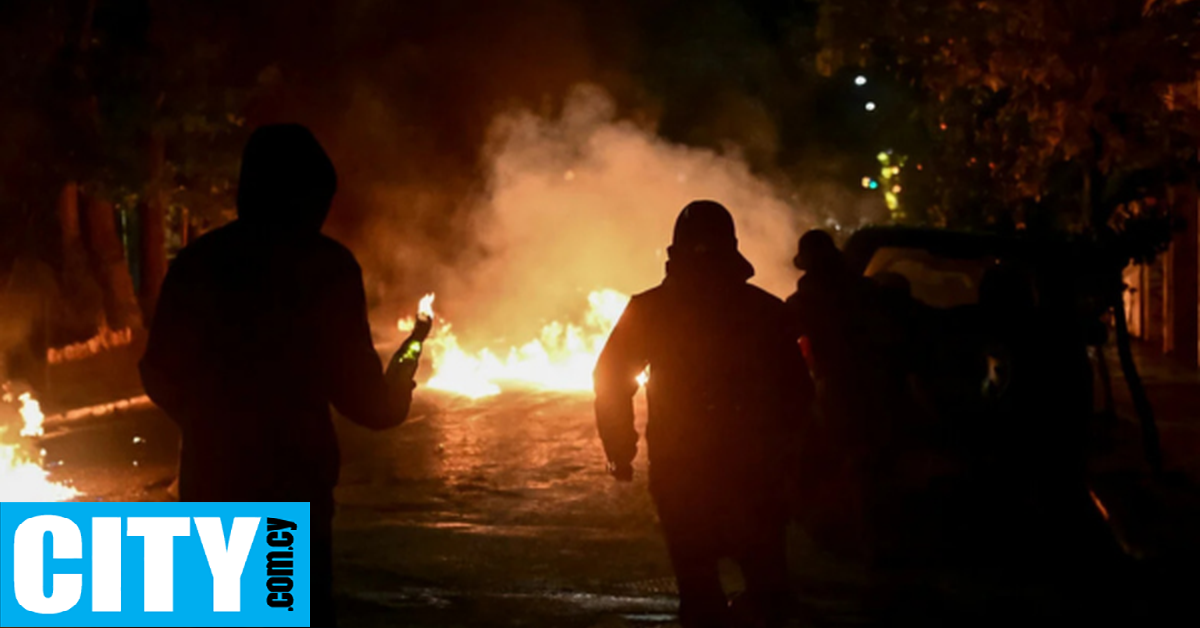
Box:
855, 75, 867, 86
865, 101, 876, 111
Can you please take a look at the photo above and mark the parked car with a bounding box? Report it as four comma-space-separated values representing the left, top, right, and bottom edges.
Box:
830, 226, 1125, 567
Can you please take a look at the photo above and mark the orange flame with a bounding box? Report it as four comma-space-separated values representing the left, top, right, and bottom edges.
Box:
17, 393, 43, 437
399, 289, 645, 399
1, 387, 80, 501
418, 293, 436, 321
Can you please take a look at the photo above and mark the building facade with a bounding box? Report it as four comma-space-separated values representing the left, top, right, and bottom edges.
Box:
1124, 192, 1200, 368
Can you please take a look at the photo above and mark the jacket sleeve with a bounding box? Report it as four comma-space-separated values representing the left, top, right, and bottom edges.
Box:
325, 257, 412, 431
784, 286, 809, 339
782, 331, 816, 430
593, 297, 649, 468
140, 259, 206, 425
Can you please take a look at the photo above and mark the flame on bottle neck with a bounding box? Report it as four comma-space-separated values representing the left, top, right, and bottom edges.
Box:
418, 293, 436, 320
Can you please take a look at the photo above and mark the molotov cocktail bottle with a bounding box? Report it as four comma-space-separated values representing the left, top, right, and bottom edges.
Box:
388, 293, 435, 386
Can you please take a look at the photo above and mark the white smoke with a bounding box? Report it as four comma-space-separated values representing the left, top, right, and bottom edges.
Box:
434, 84, 813, 345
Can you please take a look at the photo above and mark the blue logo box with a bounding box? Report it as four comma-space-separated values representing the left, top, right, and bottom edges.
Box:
0, 502, 310, 627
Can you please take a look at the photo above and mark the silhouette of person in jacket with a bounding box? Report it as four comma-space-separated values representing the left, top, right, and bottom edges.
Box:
140, 124, 418, 627
786, 229, 892, 562
595, 200, 813, 628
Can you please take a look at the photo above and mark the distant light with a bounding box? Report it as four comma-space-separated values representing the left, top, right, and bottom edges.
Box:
865, 102, 876, 111
891, 166, 900, 175
855, 75, 867, 86
868, 180, 879, 190
861, 177, 873, 189
876, 151, 889, 163
892, 185, 902, 193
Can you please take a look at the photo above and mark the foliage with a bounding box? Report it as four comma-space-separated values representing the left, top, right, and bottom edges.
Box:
0, 0, 256, 255
0, 1, 72, 261
85, 1, 252, 221
818, 0, 1200, 253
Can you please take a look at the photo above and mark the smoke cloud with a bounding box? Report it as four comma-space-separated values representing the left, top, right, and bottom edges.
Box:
362, 84, 827, 347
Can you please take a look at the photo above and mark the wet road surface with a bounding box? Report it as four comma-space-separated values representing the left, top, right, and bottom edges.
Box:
32, 389, 1200, 627
333, 391, 681, 627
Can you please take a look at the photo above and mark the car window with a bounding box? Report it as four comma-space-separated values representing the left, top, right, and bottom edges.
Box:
865, 246, 998, 308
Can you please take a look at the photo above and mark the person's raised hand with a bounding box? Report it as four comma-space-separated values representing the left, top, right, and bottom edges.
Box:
413, 313, 433, 342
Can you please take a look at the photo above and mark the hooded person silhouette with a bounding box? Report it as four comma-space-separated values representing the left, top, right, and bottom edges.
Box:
594, 201, 813, 628
140, 124, 417, 627
787, 230, 905, 566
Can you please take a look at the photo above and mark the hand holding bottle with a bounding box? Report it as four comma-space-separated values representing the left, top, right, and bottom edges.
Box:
388, 294, 436, 385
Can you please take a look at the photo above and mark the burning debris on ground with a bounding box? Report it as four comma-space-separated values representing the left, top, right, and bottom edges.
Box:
396, 289, 637, 399
46, 326, 134, 365
0, 382, 79, 501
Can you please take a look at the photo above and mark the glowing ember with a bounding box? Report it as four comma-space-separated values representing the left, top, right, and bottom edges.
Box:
399, 289, 644, 399
47, 325, 133, 364
1089, 489, 1110, 521
47, 395, 152, 424
0, 387, 79, 501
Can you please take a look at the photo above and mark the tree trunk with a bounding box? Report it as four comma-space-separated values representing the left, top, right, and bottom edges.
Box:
139, 133, 167, 323
83, 196, 143, 331
78, 0, 97, 51
57, 181, 105, 341
58, 181, 82, 254
180, 207, 190, 247
1112, 295, 1163, 477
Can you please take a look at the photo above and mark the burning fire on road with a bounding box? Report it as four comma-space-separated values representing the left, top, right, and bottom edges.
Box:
369, 87, 826, 401
0, 385, 80, 502
397, 289, 645, 399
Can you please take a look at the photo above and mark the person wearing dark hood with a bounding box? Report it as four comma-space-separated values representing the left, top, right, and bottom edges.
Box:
594, 200, 813, 628
787, 230, 879, 382
786, 229, 891, 564
140, 124, 420, 627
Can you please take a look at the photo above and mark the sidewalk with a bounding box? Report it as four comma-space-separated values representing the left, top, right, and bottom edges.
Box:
1094, 339, 1200, 564
1112, 341, 1200, 480
43, 336, 146, 414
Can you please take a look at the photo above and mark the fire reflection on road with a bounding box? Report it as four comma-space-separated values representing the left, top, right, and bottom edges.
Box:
334, 390, 685, 626
336, 389, 656, 535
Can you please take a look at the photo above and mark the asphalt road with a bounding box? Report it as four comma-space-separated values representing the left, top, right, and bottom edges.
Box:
32, 389, 1200, 627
